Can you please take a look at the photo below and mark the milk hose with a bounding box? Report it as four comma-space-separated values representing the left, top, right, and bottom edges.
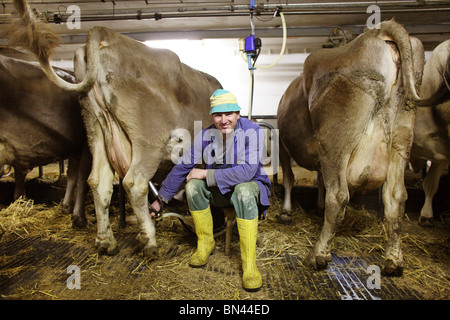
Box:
241, 11, 287, 70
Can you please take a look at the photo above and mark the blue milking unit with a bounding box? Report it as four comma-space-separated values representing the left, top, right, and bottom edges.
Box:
244, 0, 262, 71
244, 35, 262, 70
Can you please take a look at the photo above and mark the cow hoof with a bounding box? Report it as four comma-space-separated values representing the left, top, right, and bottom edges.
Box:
418, 216, 434, 228
62, 203, 74, 215
277, 211, 292, 223
95, 238, 119, 256
143, 245, 158, 259
382, 259, 403, 277
136, 233, 158, 258
72, 216, 87, 228
303, 250, 331, 271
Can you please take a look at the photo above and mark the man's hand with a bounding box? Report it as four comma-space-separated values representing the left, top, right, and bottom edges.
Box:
149, 200, 161, 218
186, 168, 207, 182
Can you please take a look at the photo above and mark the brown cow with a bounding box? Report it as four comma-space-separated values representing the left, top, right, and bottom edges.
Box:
277, 20, 424, 275
410, 39, 450, 227
9, 0, 222, 257
0, 55, 91, 228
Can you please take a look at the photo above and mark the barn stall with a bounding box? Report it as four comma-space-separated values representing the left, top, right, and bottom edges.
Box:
1, 164, 449, 300
0, 0, 450, 301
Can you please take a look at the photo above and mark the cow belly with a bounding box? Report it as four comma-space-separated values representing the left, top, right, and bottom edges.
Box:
347, 120, 388, 190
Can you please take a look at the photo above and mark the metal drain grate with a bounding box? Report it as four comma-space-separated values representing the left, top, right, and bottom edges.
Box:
327, 254, 381, 300
273, 253, 422, 300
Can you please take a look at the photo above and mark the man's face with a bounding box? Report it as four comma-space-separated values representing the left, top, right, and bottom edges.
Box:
212, 111, 240, 137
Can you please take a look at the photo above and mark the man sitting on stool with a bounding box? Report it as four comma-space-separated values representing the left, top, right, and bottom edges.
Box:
150, 89, 271, 291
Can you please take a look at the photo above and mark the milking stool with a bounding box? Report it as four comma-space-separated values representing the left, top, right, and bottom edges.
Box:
221, 207, 261, 256
222, 207, 237, 256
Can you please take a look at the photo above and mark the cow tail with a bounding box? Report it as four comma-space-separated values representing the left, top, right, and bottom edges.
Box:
9, 0, 96, 93
380, 20, 422, 102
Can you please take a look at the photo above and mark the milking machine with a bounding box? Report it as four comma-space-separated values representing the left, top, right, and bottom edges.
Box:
241, 0, 260, 121
148, 181, 188, 222
239, 1, 287, 121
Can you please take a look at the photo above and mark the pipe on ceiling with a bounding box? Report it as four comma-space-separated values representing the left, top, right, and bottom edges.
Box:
42, 7, 450, 24
2, 1, 450, 24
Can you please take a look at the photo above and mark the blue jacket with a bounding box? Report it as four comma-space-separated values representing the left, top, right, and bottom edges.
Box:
159, 117, 271, 214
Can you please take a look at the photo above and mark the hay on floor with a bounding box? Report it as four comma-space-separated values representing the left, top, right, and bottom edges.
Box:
1, 166, 450, 299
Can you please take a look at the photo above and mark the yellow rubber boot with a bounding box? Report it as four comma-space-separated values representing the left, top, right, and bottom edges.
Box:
189, 206, 215, 268
237, 217, 262, 291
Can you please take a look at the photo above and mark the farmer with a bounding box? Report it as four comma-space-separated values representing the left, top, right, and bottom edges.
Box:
150, 89, 271, 291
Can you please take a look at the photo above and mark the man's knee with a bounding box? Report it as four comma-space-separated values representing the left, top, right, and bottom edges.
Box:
233, 182, 258, 202
185, 179, 206, 198
185, 179, 211, 211
231, 182, 260, 220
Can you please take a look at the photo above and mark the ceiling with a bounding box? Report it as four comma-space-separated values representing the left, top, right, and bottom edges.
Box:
0, 0, 449, 60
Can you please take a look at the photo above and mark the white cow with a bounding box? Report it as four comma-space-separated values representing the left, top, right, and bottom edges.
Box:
410, 39, 450, 227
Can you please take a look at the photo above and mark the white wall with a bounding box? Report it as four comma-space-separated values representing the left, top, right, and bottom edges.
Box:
145, 38, 306, 117
51, 38, 306, 117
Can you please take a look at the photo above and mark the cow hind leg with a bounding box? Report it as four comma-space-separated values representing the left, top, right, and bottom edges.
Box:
279, 142, 294, 223
304, 172, 349, 270
89, 137, 118, 255
71, 145, 92, 228
381, 157, 407, 276
313, 172, 325, 217
122, 162, 159, 258
418, 162, 446, 228
62, 158, 77, 216
13, 168, 28, 200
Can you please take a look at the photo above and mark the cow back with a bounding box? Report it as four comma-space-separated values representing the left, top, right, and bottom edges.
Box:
0, 55, 86, 170
82, 27, 219, 137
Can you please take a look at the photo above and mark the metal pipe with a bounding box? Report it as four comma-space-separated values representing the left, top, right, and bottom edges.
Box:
80, 0, 450, 14
39, 6, 450, 24
272, 1, 450, 10
3, 0, 450, 25
3, 6, 449, 25
4, 0, 450, 7
5, 0, 450, 15
3, 0, 232, 4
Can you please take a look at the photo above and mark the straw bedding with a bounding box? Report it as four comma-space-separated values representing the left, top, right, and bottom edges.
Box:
0, 165, 449, 300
